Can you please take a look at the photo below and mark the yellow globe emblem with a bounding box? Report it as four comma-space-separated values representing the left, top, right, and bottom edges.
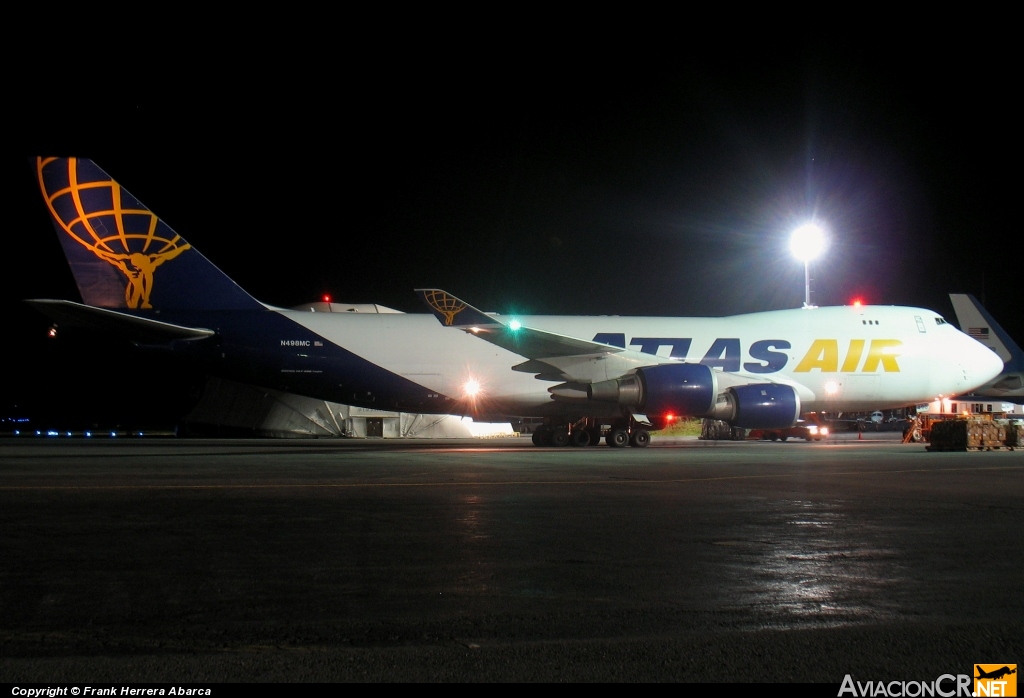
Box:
421, 290, 467, 326
37, 157, 190, 309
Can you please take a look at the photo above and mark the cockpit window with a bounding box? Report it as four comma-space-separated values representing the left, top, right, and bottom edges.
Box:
934, 317, 947, 325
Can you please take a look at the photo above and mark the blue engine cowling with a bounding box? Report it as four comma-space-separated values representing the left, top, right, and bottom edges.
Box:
587, 365, 799, 429
728, 383, 801, 429
634, 363, 717, 416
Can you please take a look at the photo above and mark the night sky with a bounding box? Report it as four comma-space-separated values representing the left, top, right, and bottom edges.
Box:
3, 47, 1018, 426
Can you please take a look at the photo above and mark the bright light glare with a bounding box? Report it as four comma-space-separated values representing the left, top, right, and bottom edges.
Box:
790, 223, 827, 261
463, 379, 481, 397
824, 381, 840, 395
508, 319, 522, 331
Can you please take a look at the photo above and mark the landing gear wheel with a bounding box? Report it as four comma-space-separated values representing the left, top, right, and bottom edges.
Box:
570, 429, 591, 447
607, 429, 629, 448
532, 425, 552, 446
629, 429, 651, 448
549, 428, 570, 447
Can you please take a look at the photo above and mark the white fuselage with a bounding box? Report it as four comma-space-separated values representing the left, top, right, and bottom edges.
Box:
282, 303, 1004, 418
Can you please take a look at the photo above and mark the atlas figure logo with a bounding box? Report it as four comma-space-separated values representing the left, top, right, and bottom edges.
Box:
36, 157, 191, 309
421, 290, 467, 326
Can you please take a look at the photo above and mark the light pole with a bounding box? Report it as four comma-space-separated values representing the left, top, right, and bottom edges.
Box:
790, 222, 826, 308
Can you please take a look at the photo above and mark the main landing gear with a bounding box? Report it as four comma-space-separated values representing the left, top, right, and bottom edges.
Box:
531, 418, 651, 448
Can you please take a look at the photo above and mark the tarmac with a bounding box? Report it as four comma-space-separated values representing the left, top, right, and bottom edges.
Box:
0, 431, 1021, 682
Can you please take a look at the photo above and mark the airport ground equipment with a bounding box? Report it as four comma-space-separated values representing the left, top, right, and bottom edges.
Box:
906, 411, 1022, 451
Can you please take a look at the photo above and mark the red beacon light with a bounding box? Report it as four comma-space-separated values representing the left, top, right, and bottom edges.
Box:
322, 294, 332, 303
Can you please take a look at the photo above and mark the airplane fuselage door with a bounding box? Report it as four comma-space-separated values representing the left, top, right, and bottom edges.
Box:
915, 315, 927, 333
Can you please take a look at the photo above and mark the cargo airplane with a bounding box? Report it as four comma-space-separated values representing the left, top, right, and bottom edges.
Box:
26, 157, 1004, 446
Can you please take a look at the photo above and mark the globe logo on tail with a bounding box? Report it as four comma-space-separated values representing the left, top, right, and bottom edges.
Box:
422, 290, 467, 326
37, 157, 191, 309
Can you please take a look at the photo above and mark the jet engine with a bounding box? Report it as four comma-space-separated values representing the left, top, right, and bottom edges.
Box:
588, 363, 800, 429
588, 363, 718, 416
709, 383, 801, 429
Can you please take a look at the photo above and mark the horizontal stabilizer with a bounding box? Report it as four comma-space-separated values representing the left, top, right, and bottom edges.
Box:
26, 299, 215, 343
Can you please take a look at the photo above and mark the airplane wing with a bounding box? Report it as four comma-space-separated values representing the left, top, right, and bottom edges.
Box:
414, 289, 800, 425
26, 299, 215, 343
415, 288, 668, 383
415, 288, 796, 394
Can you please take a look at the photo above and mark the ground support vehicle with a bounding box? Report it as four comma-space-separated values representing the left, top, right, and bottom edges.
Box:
700, 415, 828, 442
906, 412, 1023, 451
699, 419, 747, 440
750, 414, 830, 442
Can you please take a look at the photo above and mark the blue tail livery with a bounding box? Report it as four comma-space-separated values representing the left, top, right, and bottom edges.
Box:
35, 157, 262, 311
949, 293, 1024, 398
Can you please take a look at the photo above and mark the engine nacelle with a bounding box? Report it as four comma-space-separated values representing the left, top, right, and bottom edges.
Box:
588, 363, 717, 416
711, 383, 801, 429
589, 367, 800, 429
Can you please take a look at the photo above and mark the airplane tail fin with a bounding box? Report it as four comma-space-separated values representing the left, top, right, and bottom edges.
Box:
34, 157, 264, 311
949, 294, 1024, 372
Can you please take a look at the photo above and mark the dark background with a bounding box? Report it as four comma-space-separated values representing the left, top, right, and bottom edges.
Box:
3, 46, 1018, 428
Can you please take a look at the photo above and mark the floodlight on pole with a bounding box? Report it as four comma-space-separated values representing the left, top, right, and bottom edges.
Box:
790, 222, 826, 308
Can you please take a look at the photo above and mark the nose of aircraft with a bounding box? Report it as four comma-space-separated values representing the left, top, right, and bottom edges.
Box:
931, 329, 1006, 398
964, 333, 1005, 388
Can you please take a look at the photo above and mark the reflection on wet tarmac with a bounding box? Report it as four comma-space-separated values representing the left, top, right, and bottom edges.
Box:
719, 499, 905, 629
452, 493, 496, 595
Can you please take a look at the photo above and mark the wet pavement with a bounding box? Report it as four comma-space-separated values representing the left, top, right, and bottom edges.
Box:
0, 435, 1020, 681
